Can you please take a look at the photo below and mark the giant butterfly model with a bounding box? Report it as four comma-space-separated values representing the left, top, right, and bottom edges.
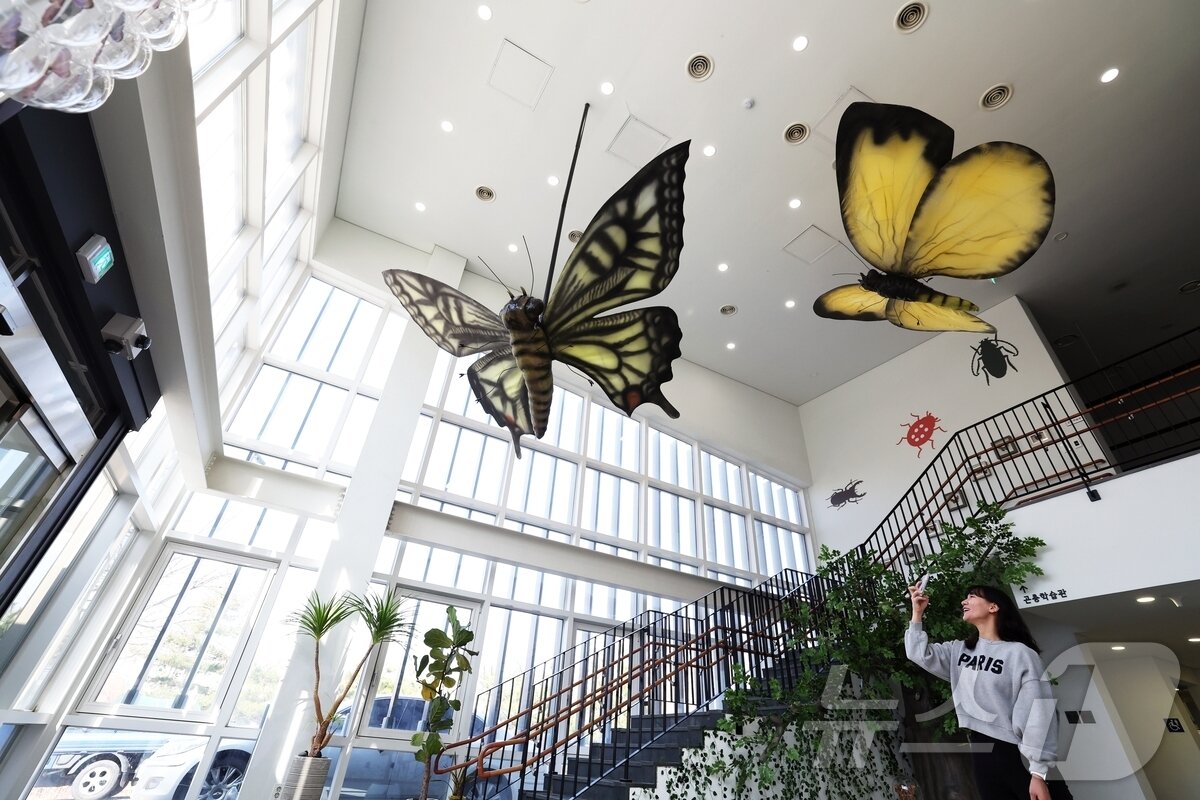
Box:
814, 102, 1055, 333
385, 109, 688, 456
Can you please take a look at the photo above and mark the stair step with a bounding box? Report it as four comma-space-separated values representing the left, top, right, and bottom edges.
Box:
523, 775, 656, 800
611, 725, 705, 749
587, 741, 684, 763
564, 757, 661, 784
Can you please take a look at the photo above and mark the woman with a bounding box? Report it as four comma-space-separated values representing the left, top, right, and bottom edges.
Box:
906, 583, 1073, 800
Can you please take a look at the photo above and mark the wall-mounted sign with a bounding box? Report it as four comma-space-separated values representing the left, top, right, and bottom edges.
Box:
76, 234, 115, 284
1165, 718, 1185, 734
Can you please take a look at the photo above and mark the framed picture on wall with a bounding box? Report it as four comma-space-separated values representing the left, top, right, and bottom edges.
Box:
993, 435, 1019, 457
945, 488, 969, 512
971, 456, 993, 479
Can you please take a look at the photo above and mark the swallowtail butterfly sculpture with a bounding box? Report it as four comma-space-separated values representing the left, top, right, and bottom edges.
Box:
814, 102, 1055, 333
385, 106, 688, 456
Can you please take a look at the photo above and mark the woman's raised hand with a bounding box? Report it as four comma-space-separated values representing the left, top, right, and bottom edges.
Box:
908, 584, 930, 620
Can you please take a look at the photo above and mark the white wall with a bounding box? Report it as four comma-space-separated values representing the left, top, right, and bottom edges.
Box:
1007, 451, 1200, 602
799, 297, 1069, 554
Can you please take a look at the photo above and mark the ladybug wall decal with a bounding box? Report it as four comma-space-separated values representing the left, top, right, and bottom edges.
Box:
971, 335, 1019, 385
828, 479, 867, 509
898, 411, 946, 457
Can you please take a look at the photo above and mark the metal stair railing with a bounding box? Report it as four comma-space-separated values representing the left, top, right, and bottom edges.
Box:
438, 568, 831, 799
829, 324, 1200, 583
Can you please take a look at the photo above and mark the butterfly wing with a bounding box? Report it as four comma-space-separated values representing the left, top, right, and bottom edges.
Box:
812, 284, 889, 321
884, 299, 995, 334
544, 140, 688, 332
542, 140, 688, 418
465, 347, 534, 456
836, 103, 954, 274
383, 269, 509, 355
901, 142, 1055, 279
554, 307, 683, 418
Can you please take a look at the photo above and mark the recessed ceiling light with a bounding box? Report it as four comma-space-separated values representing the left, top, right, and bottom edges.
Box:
702, 145, 716, 157
1054, 232, 1069, 241
791, 35, 809, 52
726, 342, 736, 350
717, 262, 729, 272
1136, 596, 1156, 603
507, 243, 518, 253
1100, 67, 1120, 84
547, 175, 560, 186
600, 81, 614, 96
441, 120, 454, 133
785, 299, 796, 309
1179, 279, 1200, 295
788, 198, 802, 209
1111, 645, 1126, 651
1189, 637, 1200, 643
414, 202, 426, 212
477, 5, 492, 20
1053, 333, 1079, 348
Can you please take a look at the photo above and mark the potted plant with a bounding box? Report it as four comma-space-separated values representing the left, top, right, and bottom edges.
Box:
448, 764, 476, 800
284, 587, 412, 799
411, 605, 479, 800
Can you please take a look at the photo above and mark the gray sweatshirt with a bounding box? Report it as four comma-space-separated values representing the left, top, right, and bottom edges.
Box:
905, 622, 1058, 776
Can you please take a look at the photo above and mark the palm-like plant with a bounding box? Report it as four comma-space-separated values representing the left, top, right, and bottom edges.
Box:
293, 587, 412, 757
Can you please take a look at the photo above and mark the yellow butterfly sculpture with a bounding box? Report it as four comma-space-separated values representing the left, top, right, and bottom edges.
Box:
814, 102, 1055, 334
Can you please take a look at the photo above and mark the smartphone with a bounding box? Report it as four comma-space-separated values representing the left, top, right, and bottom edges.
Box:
911, 573, 930, 595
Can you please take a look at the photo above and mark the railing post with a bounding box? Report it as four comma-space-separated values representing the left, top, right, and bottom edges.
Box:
1041, 399, 1101, 501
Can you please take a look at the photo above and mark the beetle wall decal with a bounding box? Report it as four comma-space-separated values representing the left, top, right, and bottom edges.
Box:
898, 412, 946, 457
971, 335, 1019, 385
828, 479, 867, 510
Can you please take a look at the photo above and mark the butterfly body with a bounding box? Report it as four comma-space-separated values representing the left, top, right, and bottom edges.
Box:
386, 139, 689, 457
814, 102, 1054, 334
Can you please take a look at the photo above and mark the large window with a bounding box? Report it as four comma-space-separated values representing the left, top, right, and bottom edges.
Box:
400, 350, 811, 584
225, 277, 399, 476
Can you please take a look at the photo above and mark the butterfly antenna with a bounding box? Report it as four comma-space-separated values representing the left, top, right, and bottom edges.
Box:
545, 102, 591, 303
522, 235, 536, 297
478, 256, 514, 299
564, 364, 595, 387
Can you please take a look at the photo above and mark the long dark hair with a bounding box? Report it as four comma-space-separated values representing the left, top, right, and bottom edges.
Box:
963, 585, 1041, 653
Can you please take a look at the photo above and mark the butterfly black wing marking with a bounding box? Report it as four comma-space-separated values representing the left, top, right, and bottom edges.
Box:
466, 347, 535, 456
543, 140, 688, 417
555, 307, 683, 417
383, 269, 509, 355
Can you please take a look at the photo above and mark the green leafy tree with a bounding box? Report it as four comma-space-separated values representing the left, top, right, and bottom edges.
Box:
411, 606, 478, 800
676, 504, 1045, 800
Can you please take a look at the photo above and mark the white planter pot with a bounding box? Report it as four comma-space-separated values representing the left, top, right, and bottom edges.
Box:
281, 755, 331, 800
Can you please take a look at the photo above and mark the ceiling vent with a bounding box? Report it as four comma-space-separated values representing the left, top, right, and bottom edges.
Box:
719, 304, 738, 316
894, 2, 928, 33
687, 53, 714, 81
980, 83, 1013, 110
783, 123, 810, 144
475, 186, 496, 202
568, 230, 583, 243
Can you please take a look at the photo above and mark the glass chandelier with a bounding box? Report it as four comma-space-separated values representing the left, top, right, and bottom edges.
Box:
0, 0, 213, 113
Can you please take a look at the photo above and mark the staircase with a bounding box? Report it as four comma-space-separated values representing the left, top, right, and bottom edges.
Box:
443, 325, 1200, 800
521, 710, 725, 800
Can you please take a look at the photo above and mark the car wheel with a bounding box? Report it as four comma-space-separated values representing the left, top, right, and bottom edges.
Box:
179, 752, 249, 800
70, 758, 123, 800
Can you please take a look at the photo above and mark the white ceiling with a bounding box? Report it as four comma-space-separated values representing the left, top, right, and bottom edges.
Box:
334, 0, 1200, 406
1028, 580, 1200, 671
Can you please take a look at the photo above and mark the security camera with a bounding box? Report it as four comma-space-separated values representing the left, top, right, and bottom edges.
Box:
101, 313, 152, 360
